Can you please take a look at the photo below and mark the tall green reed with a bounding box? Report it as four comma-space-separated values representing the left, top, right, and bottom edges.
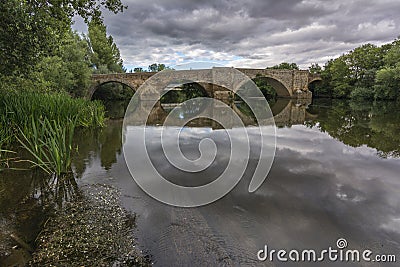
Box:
18, 117, 77, 175
0, 90, 105, 175
0, 108, 16, 170
0, 91, 105, 129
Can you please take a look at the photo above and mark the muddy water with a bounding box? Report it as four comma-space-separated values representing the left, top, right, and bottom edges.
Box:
1, 99, 400, 266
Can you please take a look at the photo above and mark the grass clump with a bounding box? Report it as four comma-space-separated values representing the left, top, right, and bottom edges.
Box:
0, 90, 104, 129
18, 117, 76, 175
0, 90, 105, 175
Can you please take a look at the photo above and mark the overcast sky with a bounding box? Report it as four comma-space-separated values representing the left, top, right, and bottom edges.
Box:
73, 0, 400, 70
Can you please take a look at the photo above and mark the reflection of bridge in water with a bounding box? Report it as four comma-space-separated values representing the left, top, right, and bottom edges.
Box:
271, 99, 317, 127
125, 98, 315, 129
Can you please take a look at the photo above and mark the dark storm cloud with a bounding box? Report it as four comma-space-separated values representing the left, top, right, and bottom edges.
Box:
76, 0, 400, 69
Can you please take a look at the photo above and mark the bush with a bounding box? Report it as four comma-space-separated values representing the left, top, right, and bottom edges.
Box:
350, 87, 375, 100
374, 66, 400, 100
332, 84, 352, 98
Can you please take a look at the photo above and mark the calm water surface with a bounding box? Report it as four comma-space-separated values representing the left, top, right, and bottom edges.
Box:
1, 99, 400, 266
78, 99, 400, 266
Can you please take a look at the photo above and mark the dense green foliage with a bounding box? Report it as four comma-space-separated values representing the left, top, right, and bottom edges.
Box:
35, 31, 93, 97
133, 67, 146, 72
311, 38, 400, 100
0, 0, 126, 99
0, 0, 125, 77
88, 20, 125, 73
0, 0, 69, 76
0, 29, 92, 97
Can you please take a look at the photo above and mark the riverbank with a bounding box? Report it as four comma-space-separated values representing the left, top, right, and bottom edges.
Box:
0, 183, 150, 266
31, 183, 150, 266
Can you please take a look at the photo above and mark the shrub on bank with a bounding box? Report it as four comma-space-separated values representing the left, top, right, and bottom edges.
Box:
350, 87, 375, 100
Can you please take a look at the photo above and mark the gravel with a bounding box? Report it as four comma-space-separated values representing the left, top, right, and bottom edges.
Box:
30, 184, 151, 266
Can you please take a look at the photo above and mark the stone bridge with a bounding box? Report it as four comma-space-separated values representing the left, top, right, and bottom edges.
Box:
90, 68, 321, 100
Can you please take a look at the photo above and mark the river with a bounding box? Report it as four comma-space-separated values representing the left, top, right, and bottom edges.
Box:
1, 98, 400, 266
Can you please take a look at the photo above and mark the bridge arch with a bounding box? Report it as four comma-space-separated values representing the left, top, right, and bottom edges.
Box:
161, 81, 212, 103
252, 76, 291, 98
307, 77, 323, 97
89, 79, 137, 100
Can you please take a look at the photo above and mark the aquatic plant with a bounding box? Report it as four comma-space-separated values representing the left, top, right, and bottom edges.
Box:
0, 115, 15, 170
0, 90, 105, 174
18, 117, 77, 175
0, 91, 105, 129
0, 149, 15, 172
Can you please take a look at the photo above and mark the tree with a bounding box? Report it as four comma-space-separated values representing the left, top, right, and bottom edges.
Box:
0, 0, 125, 77
346, 44, 383, 79
374, 64, 400, 100
309, 63, 322, 74
0, 0, 67, 76
35, 31, 93, 97
372, 38, 400, 100
328, 57, 352, 98
383, 38, 400, 67
88, 19, 124, 73
268, 62, 299, 70
344, 44, 384, 88
86, 19, 127, 100
134, 67, 146, 73
148, 63, 170, 72
316, 38, 400, 100
349, 86, 375, 100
